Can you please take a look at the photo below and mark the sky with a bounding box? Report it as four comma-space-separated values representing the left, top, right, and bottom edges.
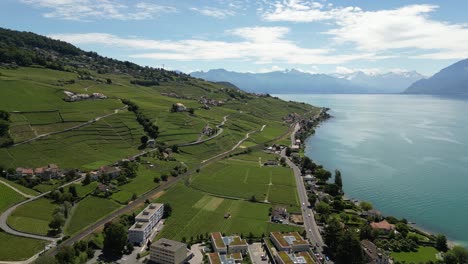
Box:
1, 0, 468, 76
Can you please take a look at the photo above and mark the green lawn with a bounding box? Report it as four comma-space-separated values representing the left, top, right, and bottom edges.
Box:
190, 156, 298, 207
65, 196, 121, 235
0, 230, 47, 261
155, 183, 302, 241
111, 166, 163, 204
74, 182, 98, 198
391, 246, 439, 263
0, 184, 25, 214
7, 198, 57, 236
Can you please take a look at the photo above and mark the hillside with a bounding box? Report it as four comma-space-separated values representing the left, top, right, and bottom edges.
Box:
0, 27, 318, 170
404, 59, 468, 95
191, 68, 424, 94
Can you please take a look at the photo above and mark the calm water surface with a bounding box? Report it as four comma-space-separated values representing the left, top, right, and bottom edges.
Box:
277, 94, 468, 246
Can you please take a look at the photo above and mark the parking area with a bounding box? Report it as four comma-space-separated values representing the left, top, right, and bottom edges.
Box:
248, 243, 270, 264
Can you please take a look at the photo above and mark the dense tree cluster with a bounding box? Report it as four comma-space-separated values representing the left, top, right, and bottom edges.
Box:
324, 218, 364, 264
0, 110, 12, 147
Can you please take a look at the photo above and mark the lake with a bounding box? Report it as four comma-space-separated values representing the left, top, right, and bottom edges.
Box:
277, 94, 468, 246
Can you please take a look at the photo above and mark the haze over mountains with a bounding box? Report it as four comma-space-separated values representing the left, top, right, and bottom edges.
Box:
190, 69, 425, 94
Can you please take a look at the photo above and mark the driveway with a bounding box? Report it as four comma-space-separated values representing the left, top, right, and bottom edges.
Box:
248, 243, 269, 264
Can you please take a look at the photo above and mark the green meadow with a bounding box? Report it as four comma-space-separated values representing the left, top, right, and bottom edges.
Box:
0, 230, 47, 261
7, 198, 57, 236
155, 183, 302, 241
0, 184, 25, 214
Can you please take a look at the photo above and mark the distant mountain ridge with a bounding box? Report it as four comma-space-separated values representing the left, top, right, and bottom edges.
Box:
191, 68, 424, 94
404, 59, 468, 95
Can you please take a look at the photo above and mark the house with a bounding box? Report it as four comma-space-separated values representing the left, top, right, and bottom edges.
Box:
275, 251, 315, 264
271, 207, 288, 223
99, 166, 121, 178
89, 171, 101, 181
361, 210, 382, 220
173, 103, 187, 112
295, 139, 302, 146
270, 232, 309, 252
147, 139, 156, 148
362, 240, 390, 264
303, 175, 313, 181
150, 238, 188, 264
128, 203, 164, 245
43, 164, 61, 179
211, 232, 248, 254
15, 167, 34, 178
207, 252, 243, 264
98, 183, 114, 193
291, 145, 300, 152
370, 220, 395, 232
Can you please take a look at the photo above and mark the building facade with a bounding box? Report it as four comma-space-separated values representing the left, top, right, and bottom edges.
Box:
150, 238, 188, 264
128, 203, 164, 245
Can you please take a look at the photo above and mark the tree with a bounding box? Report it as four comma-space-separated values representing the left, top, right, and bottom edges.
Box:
308, 194, 317, 207
49, 213, 65, 232
324, 217, 344, 252
140, 135, 149, 144
171, 144, 179, 153
161, 174, 168, 181
250, 195, 257, 202
285, 147, 292, 157
334, 169, 343, 189
335, 229, 364, 264
126, 242, 134, 253
82, 173, 91, 185
131, 193, 137, 201
106, 78, 112, 84
153, 177, 160, 183
435, 234, 448, 252
163, 203, 172, 218
359, 201, 373, 211
68, 185, 78, 198
103, 222, 128, 256
448, 246, 468, 264
315, 201, 331, 215
315, 168, 332, 182
55, 246, 75, 264
188, 108, 195, 115
324, 183, 340, 196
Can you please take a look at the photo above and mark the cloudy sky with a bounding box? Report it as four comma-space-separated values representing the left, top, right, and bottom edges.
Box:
1, 0, 468, 75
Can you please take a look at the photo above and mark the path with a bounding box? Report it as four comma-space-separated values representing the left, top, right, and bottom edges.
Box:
12, 106, 128, 147
0, 179, 34, 198
0, 176, 84, 242
178, 115, 229, 147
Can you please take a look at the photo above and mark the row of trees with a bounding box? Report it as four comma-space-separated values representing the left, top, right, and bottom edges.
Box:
122, 99, 159, 139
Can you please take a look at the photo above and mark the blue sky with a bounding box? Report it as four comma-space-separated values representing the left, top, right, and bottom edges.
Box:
1, 0, 468, 75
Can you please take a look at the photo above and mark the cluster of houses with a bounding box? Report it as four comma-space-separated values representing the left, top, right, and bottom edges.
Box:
207, 232, 248, 264
89, 165, 121, 181
63, 91, 107, 102
128, 203, 164, 246
267, 232, 315, 264
11, 164, 62, 180
199, 97, 224, 109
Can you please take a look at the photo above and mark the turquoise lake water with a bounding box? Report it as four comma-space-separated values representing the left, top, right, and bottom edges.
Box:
277, 94, 468, 246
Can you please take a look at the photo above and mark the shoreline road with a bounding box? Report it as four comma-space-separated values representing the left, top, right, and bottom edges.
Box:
280, 123, 326, 250
0, 176, 84, 242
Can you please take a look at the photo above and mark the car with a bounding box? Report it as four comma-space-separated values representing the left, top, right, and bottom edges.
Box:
325, 256, 330, 261
308, 214, 311, 217
302, 202, 305, 205
309, 229, 312, 232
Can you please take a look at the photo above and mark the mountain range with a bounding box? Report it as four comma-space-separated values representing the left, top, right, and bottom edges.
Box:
404, 59, 468, 96
191, 69, 425, 94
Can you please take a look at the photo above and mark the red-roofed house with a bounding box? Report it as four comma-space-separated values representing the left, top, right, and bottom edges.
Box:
370, 220, 395, 233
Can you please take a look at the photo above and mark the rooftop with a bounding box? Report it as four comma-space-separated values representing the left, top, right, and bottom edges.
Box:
211, 232, 247, 248
278, 251, 315, 264
208, 253, 241, 264
271, 232, 309, 248
152, 238, 186, 252
129, 221, 150, 231
135, 203, 163, 221
370, 220, 395, 230
211, 232, 226, 249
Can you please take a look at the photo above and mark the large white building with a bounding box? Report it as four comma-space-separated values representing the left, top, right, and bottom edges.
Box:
128, 203, 164, 245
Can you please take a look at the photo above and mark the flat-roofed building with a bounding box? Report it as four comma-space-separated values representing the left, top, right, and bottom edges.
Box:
128, 203, 164, 245
270, 232, 310, 252
275, 251, 315, 264
150, 238, 188, 264
136, 203, 164, 229
207, 252, 243, 264
128, 221, 151, 245
210, 232, 248, 254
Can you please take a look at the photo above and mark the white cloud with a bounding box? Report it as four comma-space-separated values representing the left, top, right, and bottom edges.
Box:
190, 7, 235, 19
21, 0, 176, 21
262, 1, 468, 60
49, 27, 386, 65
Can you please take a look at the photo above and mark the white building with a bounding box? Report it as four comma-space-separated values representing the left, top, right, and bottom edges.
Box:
128, 203, 164, 245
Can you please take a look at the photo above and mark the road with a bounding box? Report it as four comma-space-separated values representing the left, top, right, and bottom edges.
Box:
0, 179, 35, 198
12, 105, 128, 147
0, 176, 84, 242
280, 124, 325, 249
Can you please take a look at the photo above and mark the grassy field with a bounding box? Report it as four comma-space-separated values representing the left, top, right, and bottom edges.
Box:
190, 154, 299, 207
65, 196, 121, 235
0, 178, 39, 196
74, 182, 99, 198
391, 246, 438, 263
7, 198, 57, 236
0, 230, 47, 261
155, 183, 302, 241
0, 184, 25, 214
